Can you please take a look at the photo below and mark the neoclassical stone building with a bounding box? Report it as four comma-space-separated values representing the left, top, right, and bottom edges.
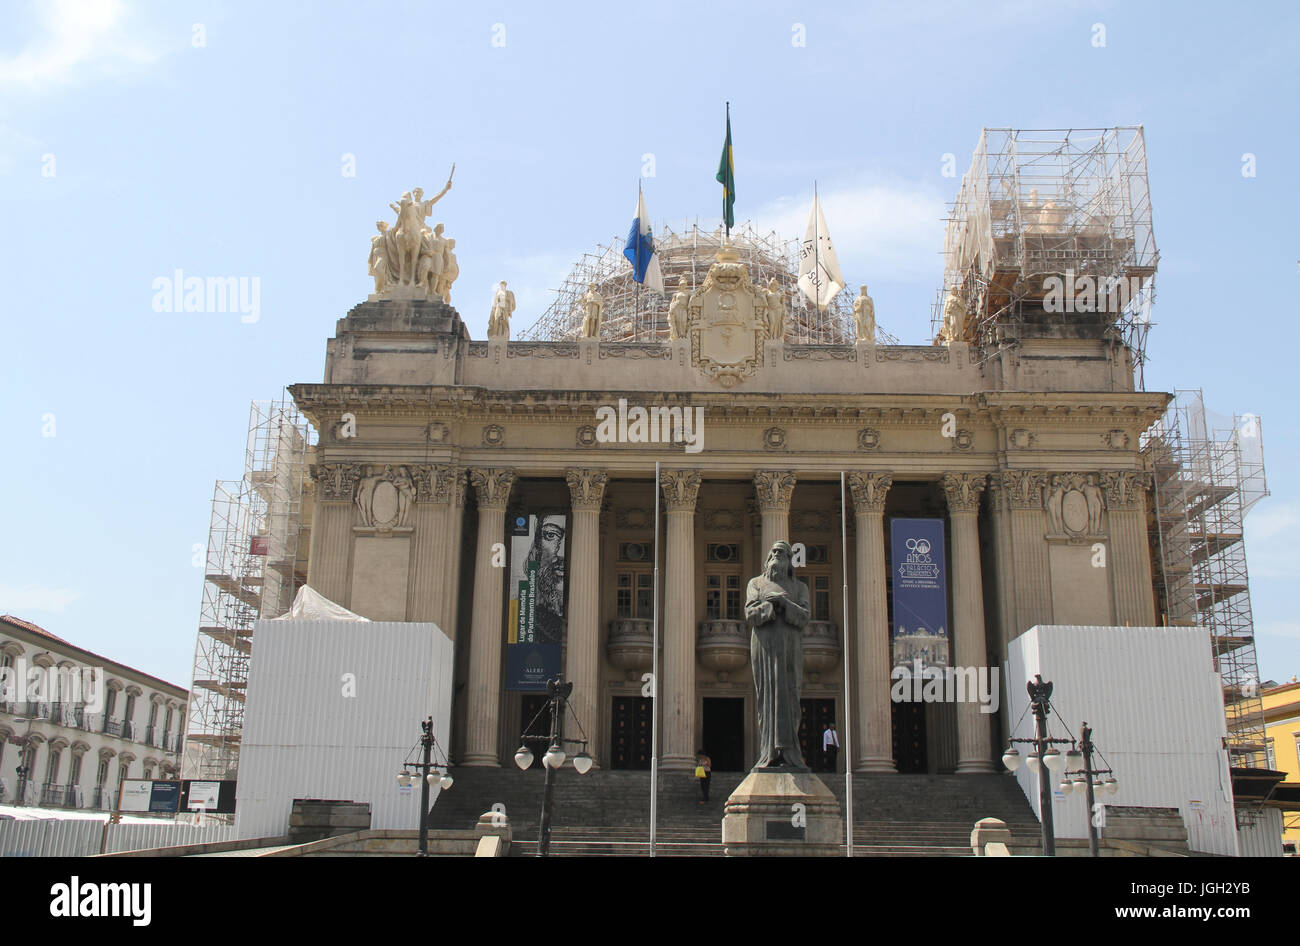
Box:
288, 237, 1166, 778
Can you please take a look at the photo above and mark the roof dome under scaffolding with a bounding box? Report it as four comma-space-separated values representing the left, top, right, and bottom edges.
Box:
518, 221, 894, 345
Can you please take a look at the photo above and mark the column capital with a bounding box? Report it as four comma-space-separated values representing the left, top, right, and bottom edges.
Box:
310, 462, 363, 502
412, 464, 465, 505
846, 471, 892, 514
1099, 470, 1150, 510
998, 470, 1048, 510
565, 468, 609, 511
753, 470, 797, 511
943, 472, 987, 513
659, 469, 702, 511
469, 468, 517, 510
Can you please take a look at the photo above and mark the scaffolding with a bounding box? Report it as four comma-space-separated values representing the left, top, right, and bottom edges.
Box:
183, 397, 313, 784
519, 221, 898, 345
938, 128, 1157, 378
1143, 391, 1269, 816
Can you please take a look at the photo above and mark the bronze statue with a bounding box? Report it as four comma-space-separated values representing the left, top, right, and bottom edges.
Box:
744, 541, 811, 770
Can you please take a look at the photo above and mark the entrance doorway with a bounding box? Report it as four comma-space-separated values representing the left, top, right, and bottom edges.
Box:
609, 695, 652, 769
800, 699, 837, 772
892, 700, 927, 773
701, 698, 745, 771
520, 694, 549, 770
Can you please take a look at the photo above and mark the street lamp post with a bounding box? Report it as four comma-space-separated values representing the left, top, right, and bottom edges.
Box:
513, 677, 593, 857
1058, 721, 1118, 858
1001, 674, 1072, 856
396, 716, 453, 857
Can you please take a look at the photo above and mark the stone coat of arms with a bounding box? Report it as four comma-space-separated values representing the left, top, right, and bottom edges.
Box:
687, 251, 767, 386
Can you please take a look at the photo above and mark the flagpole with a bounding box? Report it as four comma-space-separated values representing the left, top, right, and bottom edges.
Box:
636, 180, 642, 340
841, 471, 854, 857
650, 460, 661, 857
814, 181, 822, 317
724, 102, 731, 242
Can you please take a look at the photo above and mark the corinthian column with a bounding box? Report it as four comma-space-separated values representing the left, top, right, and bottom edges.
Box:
847, 472, 895, 773
1102, 471, 1156, 626
565, 468, 608, 768
307, 463, 361, 606
440, 469, 468, 636
462, 468, 516, 767
408, 465, 465, 635
943, 473, 995, 774
1002, 470, 1053, 642
660, 469, 702, 772
753, 471, 797, 552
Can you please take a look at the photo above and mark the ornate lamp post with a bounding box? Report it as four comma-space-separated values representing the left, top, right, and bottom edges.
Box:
1001, 675, 1072, 856
396, 716, 453, 857
1057, 721, 1119, 857
513, 678, 593, 856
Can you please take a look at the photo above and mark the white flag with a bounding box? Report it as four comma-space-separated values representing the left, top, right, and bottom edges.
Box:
797, 194, 845, 310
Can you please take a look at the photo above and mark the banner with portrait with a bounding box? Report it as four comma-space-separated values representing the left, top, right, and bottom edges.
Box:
506, 512, 567, 691
889, 518, 949, 670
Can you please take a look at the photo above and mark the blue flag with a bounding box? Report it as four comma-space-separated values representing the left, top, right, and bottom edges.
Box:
623, 189, 664, 292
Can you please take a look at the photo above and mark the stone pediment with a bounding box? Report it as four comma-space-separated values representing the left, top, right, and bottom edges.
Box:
688, 251, 766, 387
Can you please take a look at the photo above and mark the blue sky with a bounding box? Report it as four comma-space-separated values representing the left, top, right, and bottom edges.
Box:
1, 0, 1296, 690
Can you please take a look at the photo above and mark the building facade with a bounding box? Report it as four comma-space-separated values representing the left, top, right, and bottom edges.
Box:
1261, 680, 1300, 853
0, 615, 187, 811
288, 232, 1167, 778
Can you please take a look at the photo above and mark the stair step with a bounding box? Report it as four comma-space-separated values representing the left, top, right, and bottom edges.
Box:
430, 768, 1041, 857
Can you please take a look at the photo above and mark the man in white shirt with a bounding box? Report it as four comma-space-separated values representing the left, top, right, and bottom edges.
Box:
822, 723, 840, 772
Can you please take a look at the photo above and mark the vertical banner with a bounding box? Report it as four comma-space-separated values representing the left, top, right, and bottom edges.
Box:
506, 513, 567, 691
889, 518, 949, 670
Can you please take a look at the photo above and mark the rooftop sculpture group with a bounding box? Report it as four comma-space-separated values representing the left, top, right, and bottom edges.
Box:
368, 167, 460, 303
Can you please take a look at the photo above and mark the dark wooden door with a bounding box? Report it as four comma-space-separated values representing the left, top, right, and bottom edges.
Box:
520, 695, 549, 770
891, 700, 927, 773
610, 695, 652, 769
799, 699, 837, 771
702, 698, 745, 771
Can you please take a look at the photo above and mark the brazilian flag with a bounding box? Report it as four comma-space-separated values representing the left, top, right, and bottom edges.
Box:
716, 104, 735, 230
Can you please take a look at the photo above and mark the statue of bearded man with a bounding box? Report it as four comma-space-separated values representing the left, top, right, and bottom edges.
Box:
744, 541, 811, 770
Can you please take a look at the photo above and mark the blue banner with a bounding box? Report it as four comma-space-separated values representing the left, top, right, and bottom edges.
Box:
506, 513, 566, 691
889, 518, 949, 670
148, 780, 181, 813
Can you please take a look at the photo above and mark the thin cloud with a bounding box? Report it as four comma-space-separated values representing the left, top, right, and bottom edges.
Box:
1245, 500, 1300, 580
0, 585, 83, 613
0, 0, 166, 88
751, 176, 948, 283
1255, 619, 1300, 641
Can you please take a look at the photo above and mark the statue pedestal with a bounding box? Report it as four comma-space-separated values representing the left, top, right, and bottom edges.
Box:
721, 769, 842, 856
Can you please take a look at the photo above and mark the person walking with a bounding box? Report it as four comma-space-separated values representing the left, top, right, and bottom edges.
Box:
695, 749, 712, 803
822, 723, 840, 772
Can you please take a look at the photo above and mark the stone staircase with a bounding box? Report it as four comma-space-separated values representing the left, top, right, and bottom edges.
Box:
427, 768, 1041, 856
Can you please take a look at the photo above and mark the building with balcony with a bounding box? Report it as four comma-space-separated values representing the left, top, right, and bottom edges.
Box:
0, 615, 187, 811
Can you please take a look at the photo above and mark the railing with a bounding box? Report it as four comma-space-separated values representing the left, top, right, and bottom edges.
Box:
83, 713, 102, 733
61, 785, 81, 809
40, 782, 65, 807
697, 619, 750, 679
91, 787, 115, 811
123, 720, 136, 741
103, 718, 121, 737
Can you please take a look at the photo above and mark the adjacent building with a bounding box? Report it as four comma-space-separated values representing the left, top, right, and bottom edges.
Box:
1261, 679, 1300, 853
0, 615, 187, 811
